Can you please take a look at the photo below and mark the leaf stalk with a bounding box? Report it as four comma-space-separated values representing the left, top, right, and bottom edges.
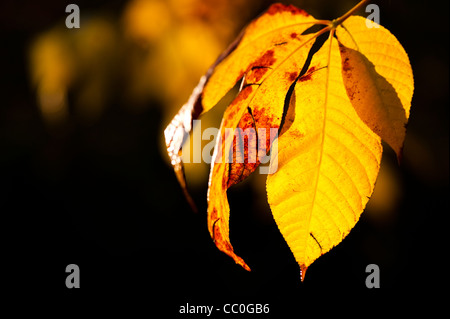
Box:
331, 0, 370, 28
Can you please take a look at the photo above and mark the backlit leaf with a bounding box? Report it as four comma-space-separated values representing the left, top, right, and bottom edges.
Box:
164, 0, 414, 281
336, 16, 414, 159
266, 35, 382, 278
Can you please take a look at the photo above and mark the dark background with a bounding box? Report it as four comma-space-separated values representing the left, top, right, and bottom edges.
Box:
1, 0, 448, 314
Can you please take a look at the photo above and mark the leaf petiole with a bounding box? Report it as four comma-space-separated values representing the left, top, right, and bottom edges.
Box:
314, 19, 334, 26
331, 0, 370, 29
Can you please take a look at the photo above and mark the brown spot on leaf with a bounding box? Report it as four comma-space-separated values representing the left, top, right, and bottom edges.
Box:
226, 104, 279, 188
231, 85, 253, 105
290, 32, 298, 39
287, 71, 298, 82
249, 67, 269, 83
299, 74, 312, 82
339, 44, 353, 73
267, 3, 309, 16
299, 66, 316, 82
343, 57, 352, 72
227, 111, 259, 188
339, 45, 356, 99
252, 50, 276, 69
252, 106, 279, 156
210, 207, 218, 222
252, 107, 278, 132
228, 109, 236, 119
243, 50, 276, 84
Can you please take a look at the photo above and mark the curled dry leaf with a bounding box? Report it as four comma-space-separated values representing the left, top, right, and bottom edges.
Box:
164, 0, 413, 281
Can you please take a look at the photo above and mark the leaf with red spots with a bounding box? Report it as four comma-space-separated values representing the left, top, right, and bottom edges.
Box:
166, 2, 319, 268
164, 0, 414, 281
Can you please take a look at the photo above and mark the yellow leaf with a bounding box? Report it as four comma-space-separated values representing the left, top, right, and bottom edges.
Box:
336, 16, 414, 158
164, 0, 414, 281
267, 34, 382, 279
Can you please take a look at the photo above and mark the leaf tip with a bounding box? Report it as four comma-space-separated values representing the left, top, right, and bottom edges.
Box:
300, 265, 308, 282
228, 250, 251, 271
241, 262, 251, 272
174, 165, 198, 213
230, 252, 251, 272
